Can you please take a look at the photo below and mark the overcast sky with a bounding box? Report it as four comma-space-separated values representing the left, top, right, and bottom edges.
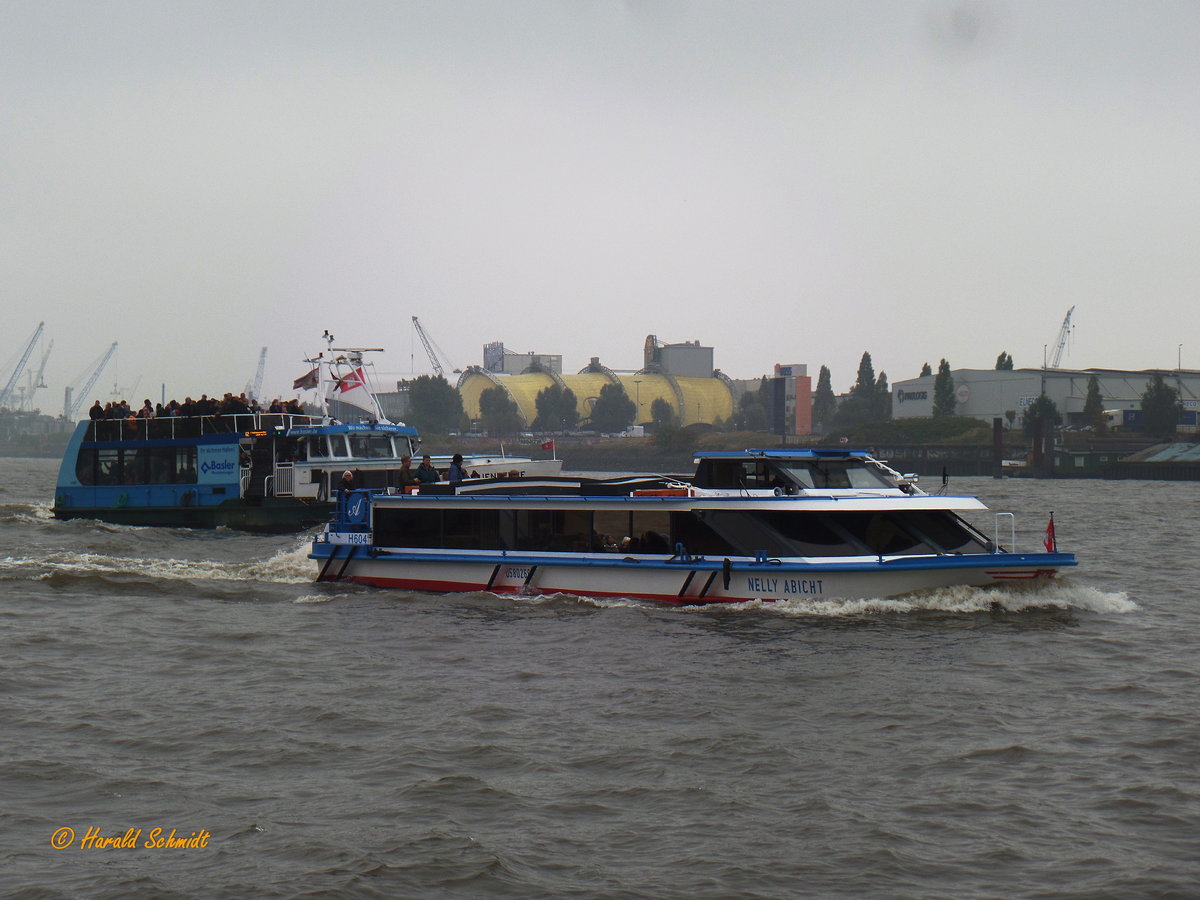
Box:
4, 0, 1199, 410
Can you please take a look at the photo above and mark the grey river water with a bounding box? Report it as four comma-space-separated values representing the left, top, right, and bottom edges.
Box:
1, 457, 1197, 898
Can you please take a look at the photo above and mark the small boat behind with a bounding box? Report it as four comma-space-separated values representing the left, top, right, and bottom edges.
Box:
310, 449, 1077, 604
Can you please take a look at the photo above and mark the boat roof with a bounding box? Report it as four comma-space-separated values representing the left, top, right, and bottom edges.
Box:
694, 448, 876, 461
287, 422, 419, 437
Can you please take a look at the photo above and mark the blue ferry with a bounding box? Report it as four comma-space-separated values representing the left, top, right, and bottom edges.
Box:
51, 340, 560, 532
52, 413, 421, 532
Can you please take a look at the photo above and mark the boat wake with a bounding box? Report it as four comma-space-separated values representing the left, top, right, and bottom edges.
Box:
2, 541, 314, 586
574, 579, 1134, 617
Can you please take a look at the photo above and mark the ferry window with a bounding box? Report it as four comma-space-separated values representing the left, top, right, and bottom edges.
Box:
373, 508, 440, 548
594, 510, 632, 548
763, 511, 848, 552
176, 447, 197, 483
899, 511, 984, 554
784, 461, 892, 490
122, 449, 147, 484
305, 437, 329, 459
75, 448, 97, 485
630, 510, 671, 553
329, 436, 350, 458
672, 511, 738, 556
444, 509, 509, 550
697, 510, 796, 557
349, 435, 394, 459
515, 510, 592, 552
96, 448, 122, 485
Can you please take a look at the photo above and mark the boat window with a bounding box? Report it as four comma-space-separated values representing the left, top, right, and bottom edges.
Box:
778, 461, 893, 490
515, 510, 592, 552
95, 448, 122, 485
348, 435, 395, 459
444, 509, 510, 550
594, 510, 632, 548
122, 449, 147, 484
75, 448, 97, 485
373, 508, 441, 549
305, 437, 329, 459
329, 435, 350, 458
629, 510, 671, 553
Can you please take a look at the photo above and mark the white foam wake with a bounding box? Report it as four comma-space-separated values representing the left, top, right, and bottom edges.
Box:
7, 540, 315, 586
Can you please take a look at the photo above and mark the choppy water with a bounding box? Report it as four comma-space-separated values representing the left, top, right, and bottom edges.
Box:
2, 457, 1197, 898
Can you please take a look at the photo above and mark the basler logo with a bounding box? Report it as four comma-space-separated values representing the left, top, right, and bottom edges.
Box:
199, 459, 238, 475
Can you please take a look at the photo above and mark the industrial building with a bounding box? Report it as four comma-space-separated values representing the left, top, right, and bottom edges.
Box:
459, 336, 732, 429
891, 367, 1200, 430
368, 332, 815, 434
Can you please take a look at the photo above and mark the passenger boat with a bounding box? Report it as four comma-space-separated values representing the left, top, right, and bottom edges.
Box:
310, 449, 1076, 604
52, 341, 562, 532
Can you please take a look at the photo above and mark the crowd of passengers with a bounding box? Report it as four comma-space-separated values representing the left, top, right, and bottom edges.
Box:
88, 394, 307, 421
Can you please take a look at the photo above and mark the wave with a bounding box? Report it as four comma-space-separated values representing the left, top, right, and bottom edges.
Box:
573, 579, 1135, 617
2, 540, 315, 586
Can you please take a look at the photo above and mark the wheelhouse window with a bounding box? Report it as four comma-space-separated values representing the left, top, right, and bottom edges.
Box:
348, 435, 395, 459
777, 460, 894, 490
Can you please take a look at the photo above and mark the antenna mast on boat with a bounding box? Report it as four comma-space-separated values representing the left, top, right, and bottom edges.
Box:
311, 330, 389, 423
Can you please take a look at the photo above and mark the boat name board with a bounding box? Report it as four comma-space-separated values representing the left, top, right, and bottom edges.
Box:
746, 575, 825, 597
328, 531, 373, 545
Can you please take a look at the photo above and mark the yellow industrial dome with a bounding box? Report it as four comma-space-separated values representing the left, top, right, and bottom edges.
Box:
457, 370, 733, 428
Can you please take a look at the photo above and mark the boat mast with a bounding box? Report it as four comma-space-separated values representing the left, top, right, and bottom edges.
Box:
314, 330, 390, 423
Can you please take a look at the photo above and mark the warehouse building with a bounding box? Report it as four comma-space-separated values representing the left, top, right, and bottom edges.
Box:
891, 367, 1200, 429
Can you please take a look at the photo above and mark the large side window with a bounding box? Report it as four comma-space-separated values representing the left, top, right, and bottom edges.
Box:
122, 449, 147, 484
75, 448, 97, 485
96, 449, 121, 485
373, 508, 441, 548
176, 447, 197, 483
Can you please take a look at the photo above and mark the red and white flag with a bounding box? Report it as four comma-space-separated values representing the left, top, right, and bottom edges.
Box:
335, 367, 367, 392
540, 440, 555, 451
292, 367, 319, 390
327, 366, 377, 417
1043, 513, 1057, 553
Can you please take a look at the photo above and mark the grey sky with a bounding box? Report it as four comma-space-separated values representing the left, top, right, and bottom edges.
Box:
3, 0, 1199, 408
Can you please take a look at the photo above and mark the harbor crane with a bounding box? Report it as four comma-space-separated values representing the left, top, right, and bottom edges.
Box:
63, 343, 118, 420
411, 316, 456, 379
246, 346, 267, 401
22, 338, 53, 410
0, 321, 45, 411
1049, 306, 1075, 368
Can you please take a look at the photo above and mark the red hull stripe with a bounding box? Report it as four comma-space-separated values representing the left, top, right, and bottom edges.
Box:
349, 575, 754, 606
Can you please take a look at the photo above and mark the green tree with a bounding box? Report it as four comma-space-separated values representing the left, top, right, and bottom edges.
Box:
406, 374, 464, 434
1082, 375, 1106, 432
1141, 374, 1182, 437
995, 351, 1014, 370
532, 383, 579, 432
1023, 394, 1061, 438
920, 362, 932, 377
736, 389, 767, 431
478, 386, 524, 436
650, 396, 676, 430
874, 372, 892, 420
852, 352, 876, 401
812, 365, 837, 429
587, 383, 636, 433
932, 359, 956, 417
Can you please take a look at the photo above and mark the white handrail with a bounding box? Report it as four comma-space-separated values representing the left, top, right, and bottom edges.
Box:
994, 512, 1015, 553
